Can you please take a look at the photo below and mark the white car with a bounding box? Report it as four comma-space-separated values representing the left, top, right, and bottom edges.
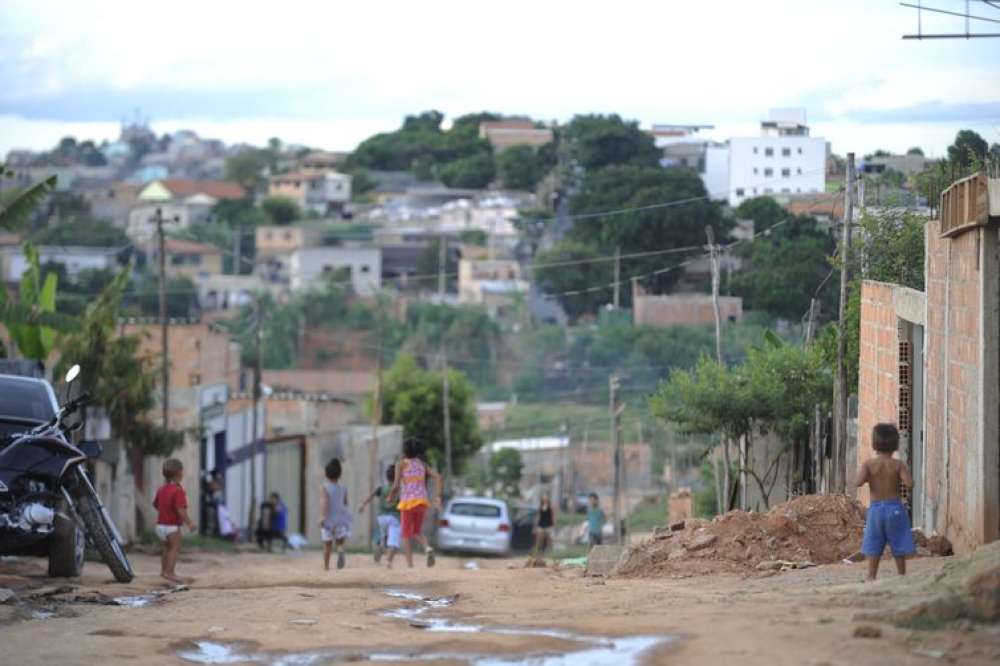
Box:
436, 497, 513, 555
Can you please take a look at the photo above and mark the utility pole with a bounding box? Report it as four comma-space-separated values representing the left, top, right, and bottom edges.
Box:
706, 226, 732, 509
248, 296, 263, 535
438, 235, 453, 496
152, 207, 170, 432
368, 298, 384, 541
613, 246, 621, 310
805, 298, 821, 345
609, 375, 624, 543
834, 153, 856, 494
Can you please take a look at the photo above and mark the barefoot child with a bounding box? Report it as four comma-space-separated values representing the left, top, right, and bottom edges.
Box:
359, 464, 401, 568
856, 423, 916, 581
153, 458, 195, 584
319, 458, 351, 570
387, 438, 441, 568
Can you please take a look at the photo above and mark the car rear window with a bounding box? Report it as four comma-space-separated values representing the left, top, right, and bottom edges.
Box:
450, 502, 502, 518
0, 379, 55, 421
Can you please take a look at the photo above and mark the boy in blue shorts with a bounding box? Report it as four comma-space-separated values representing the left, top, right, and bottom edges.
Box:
856, 423, 916, 581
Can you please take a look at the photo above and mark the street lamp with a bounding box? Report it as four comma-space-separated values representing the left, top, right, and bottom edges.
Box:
138, 183, 179, 431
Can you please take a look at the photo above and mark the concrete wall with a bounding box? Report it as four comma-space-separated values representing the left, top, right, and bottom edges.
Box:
634, 294, 742, 328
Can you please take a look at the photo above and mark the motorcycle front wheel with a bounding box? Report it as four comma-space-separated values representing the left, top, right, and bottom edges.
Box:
77, 494, 134, 583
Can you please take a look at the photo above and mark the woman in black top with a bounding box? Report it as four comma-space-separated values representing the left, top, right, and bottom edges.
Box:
533, 493, 555, 555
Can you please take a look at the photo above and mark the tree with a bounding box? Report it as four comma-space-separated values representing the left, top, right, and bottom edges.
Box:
488, 448, 523, 498
0, 165, 56, 230
403, 303, 501, 388
381, 354, 482, 469
55, 266, 183, 488
1, 242, 59, 361
497, 145, 544, 190
438, 152, 495, 189
730, 217, 837, 321
31, 216, 130, 248
947, 130, 988, 172
416, 238, 458, 291
129, 273, 199, 318
260, 196, 302, 225
533, 241, 613, 321
906, 147, 924, 156
224, 148, 268, 194
563, 165, 725, 306
733, 196, 789, 233
563, 114, 661, 171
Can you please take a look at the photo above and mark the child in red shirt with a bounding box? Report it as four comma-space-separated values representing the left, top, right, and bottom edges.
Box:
153, 458, 195, 584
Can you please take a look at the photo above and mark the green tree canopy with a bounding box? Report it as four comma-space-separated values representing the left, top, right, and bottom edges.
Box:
488, 448, 523, 498
947, 129, 988, 171
533, 241, 613, 321
733, 196, 789, 233
564, 114, 661, 171
381, 354, 482, 469
224, 148, 269, 194
31, 216, 130, 247
497, 145, 545, 191
906, 146, 924, 156
438, 151, 495, 189
260, 196, 302, 225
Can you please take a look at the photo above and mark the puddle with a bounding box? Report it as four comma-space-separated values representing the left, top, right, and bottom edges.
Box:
179, 588, 675, 665
112, 595, 154, 608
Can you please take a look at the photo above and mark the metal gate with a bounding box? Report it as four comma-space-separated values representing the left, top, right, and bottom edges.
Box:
265, 437, 305, 535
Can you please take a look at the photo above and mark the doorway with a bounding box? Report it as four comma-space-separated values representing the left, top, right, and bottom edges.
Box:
265, 437, 306, 535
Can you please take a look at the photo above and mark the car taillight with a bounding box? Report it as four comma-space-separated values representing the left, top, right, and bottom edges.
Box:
439, 519, 450, 527
498, 523, 511, 532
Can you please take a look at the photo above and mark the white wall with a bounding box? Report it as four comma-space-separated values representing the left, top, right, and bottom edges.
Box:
726, 136, 826, 207
703, 144, 730, 200
127, 203, 192, 242
289, 247, 382, 296
4, 247, 118, 281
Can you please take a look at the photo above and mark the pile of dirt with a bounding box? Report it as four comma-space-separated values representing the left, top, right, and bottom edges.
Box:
614, 494, 866, 577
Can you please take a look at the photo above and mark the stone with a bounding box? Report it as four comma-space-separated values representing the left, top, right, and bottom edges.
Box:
652, 526, 673, 540
852, 625, 882, 639
926, 535, 954, 557
584, 545, 625, 577
967, 564, 999, 622
670, 520, 686, 532
667, 547, 688, 561
687, 534, 717, 551
756, 560, 783, 572
911, 528, 929, 548
0, 588, 14, 604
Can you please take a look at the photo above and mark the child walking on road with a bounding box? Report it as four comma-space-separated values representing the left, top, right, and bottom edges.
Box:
153, 458, 195, 584
320, 458, 352, 570
388, 438, 442, 568
359, 465, 401, 568
856, 423, 916, 581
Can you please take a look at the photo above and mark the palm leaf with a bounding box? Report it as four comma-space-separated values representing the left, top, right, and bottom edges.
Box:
0, 175, 56, 230
38, 272, 58, 354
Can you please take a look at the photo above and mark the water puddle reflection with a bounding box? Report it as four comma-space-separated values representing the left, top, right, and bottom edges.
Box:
178, 588, 675, 665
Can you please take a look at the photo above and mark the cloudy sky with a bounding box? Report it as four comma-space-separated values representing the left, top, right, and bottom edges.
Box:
2, 0, 999, 157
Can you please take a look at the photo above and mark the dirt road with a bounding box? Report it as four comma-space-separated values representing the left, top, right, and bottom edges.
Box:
1, 547, 997, 665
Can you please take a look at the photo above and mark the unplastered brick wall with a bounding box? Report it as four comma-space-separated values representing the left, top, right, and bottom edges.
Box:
923, 217, 985, 553
856, 281, 900, 507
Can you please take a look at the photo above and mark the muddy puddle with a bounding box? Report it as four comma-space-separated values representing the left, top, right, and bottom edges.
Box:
8, 584, 184, 621
178, 588, 674, 665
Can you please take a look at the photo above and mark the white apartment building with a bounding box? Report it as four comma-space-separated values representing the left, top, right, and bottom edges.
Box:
268, 170, 352, 217
719, 109, 827, 207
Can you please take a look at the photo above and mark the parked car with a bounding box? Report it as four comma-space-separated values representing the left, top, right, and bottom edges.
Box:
436, 497, 513, 555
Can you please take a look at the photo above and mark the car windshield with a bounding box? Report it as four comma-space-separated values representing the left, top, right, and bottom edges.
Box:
450, 502, 501, 518
0, 379, 55, 422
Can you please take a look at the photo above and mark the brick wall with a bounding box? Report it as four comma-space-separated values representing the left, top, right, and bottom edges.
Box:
633, 294, 743, 328
923, 218, 986, 552
856, 281, 900, 506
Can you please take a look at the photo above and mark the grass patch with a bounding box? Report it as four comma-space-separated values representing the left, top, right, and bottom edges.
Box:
894, 616, 953, 632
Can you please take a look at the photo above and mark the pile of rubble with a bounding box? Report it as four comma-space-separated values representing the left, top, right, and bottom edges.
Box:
615, 494, 868, 577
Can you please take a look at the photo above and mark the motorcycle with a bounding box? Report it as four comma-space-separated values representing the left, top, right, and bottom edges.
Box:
0, 365, 134, 583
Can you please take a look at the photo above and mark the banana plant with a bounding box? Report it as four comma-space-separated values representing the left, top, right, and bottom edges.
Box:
1, 242, 60, 360
0, 164, 56, 230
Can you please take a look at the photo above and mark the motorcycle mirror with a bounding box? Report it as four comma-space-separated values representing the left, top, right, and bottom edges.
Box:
65, 364, 81, 384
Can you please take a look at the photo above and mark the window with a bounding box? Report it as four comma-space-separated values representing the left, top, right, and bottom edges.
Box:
781, 188, 790, 194
781, 168, 791, 177
765, 187, 773, 194
753, 147, 759, 154
284, 231, 293, 240
764, 147, 774, 157
360, 265, 370, 273
450, 502, 501, 518
796, 188, 801, 193
797, 147, 803, 155
753, 167, 759, 175
752, 187, 758, 194
735, 188, 745, 197
764, 168, 773, 177
322, 264, 334, 273
781, 147, 791, 157
797, 167, 802, 175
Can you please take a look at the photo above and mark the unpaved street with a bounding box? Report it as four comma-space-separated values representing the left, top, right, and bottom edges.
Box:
1, 547, 998, 665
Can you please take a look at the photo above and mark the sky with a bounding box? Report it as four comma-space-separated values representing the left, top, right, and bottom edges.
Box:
2, 0, 999, 157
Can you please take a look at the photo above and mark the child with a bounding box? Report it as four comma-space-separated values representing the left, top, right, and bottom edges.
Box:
586, 492, 605, 548
359, 465, 401, 568
153, 458, 195, 584
856, 423, 916, 581
319, 458, 352, 570
270, 493, 289, 552
387, 438, 442, 568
